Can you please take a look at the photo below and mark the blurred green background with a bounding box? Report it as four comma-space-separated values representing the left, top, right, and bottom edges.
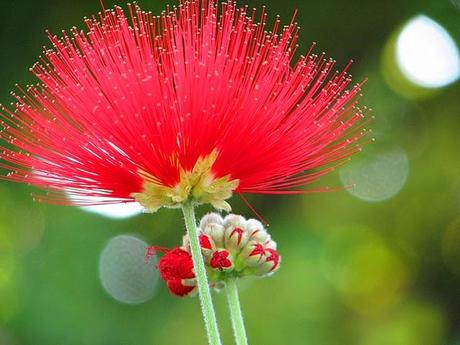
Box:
1, 0, 460, 344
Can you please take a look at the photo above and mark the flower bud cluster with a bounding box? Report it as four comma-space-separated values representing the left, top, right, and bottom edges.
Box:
189, 213, 280, 277
151, 213, 280, 297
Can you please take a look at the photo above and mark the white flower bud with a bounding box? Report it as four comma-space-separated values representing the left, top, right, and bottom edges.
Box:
224, 225, 249, 252
264, 238, 277, 250
246, 219, 269, 243
239, 241, 266, 267
256, 248, 281, 276
223, 214, 247, 229
201, 223, 225, 247
199, 212, 224, 228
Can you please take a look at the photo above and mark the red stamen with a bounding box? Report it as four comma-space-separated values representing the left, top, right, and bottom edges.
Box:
0, 1, 370, 206
145, 245, 170, 264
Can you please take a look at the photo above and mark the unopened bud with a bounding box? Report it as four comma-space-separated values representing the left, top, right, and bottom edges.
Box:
199, 213, 224, 228
197, 234, 215, 259
209, 249, 234, 271
256, 248, 281, 276
240, 242, 266, 267
224, 226, 248, 252
223, 214, 246, 229
264, 238, 277, 250
201, 223, 225, 247
246, 219, 269, 242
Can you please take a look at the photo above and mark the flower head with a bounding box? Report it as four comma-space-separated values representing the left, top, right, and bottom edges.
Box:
0, 1, 369, 212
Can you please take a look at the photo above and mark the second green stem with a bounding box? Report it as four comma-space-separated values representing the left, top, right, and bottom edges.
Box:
226, 277, 249, 345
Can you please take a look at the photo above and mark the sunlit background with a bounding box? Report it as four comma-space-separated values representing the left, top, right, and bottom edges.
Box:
1, 0, 460, 344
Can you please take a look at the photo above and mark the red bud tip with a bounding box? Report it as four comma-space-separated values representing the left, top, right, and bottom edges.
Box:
210, 250, 233, 271
199, 234, 213, 250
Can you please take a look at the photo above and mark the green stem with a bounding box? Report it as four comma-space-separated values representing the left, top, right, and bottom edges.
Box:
225, 278, 249, 345
181, 202, 222, 345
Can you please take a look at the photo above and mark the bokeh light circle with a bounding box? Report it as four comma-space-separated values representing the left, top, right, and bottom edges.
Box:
321, 226, 409, 315
80, 201, 144, 219
360, 301, 447, 345
99, 234, 158, 304
66, 193, 144, 219
396, 15, 460, 88
340, 148, 409, 202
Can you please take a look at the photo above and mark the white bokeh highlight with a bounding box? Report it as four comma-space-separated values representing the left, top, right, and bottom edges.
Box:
396, 15, 460, 88
31, 169, 144, 220
66, 193, 144, 219
340, 148, 409, 202
79, 201, 144, 219
99, 234, 158, 304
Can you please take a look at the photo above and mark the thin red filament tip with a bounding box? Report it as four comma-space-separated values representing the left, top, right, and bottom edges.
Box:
145, 245, 170, 264
99, 0, 106, 12
238, 192, 270, 227
0, 1, 371, 208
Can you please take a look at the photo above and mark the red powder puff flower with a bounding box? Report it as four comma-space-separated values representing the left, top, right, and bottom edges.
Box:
0, 0, 369, 212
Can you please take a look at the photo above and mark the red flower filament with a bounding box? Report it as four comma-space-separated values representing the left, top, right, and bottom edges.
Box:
0, 0, 370, 211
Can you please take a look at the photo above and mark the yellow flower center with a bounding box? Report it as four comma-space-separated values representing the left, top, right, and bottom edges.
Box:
131, 150, 239, 213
